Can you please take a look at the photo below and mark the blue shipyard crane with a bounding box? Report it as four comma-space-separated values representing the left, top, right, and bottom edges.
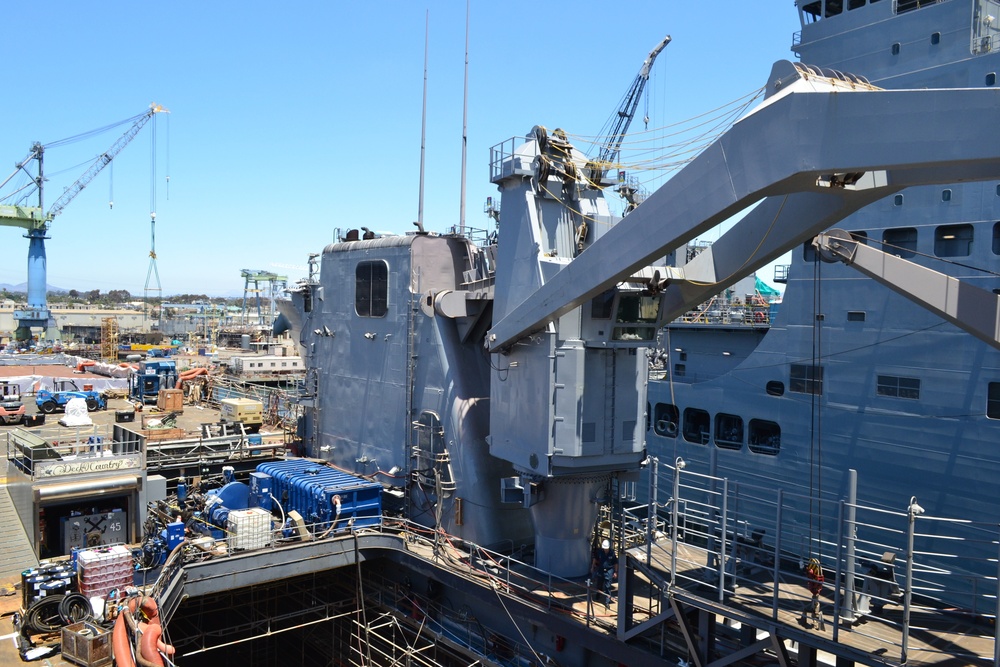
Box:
0, 104, 166, 340
585, 34, 671, 192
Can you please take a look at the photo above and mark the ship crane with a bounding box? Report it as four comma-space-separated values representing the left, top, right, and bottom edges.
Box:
586, 34, 671, 201
478, 60, 1000, 574
813, 228, 1000, 351
0, 104, 166, 340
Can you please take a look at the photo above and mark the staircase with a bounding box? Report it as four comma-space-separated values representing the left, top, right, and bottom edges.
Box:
0, 483, 38, 581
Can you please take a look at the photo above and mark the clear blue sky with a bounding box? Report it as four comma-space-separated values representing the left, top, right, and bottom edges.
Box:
0, 2, 802, 297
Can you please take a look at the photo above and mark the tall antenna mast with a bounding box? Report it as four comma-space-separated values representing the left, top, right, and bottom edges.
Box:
417, 11, 429, 229
459, 1, 469, 235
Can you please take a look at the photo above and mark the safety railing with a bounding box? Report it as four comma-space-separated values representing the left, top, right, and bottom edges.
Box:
5, 425, 143, 479
629, 457, 1000, 665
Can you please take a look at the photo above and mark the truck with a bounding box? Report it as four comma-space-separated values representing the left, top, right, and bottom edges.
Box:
219, 398, 263, 433
36, 380, 107, 414
0, 381, 25, 424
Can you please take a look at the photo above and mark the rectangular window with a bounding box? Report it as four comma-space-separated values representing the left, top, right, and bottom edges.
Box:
653, 403, 679, 437
847, 311, 866, 322
748, 420, 780, 455
356, 261, 388, 317
682, 408, 710, 445
877, 375, 920, 399
790, 364, 823, 395
714, 413, 743, 450
988, 383, 1000, 419
591, 289, 615, 320
934, 223, 973, 258
883, 227, 917, 258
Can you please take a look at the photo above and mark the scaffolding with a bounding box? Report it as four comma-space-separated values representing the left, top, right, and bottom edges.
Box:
100, 317, 120, 362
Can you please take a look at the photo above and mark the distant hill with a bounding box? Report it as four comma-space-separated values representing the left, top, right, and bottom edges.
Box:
0, 282, 68, 294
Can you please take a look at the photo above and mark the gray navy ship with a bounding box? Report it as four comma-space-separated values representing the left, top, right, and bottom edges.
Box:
646, 0, 1000, 612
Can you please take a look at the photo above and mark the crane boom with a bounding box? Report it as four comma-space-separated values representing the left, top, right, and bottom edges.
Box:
813, 229, 1000, 350
588, 35, 671, 183
0, 103, 167, 340
48, 104, 166, 221
487, 60, 1000, 351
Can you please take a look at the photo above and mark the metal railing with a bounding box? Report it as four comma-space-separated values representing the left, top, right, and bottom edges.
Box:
5, 425, 143, 479
628, 457, 1000, 665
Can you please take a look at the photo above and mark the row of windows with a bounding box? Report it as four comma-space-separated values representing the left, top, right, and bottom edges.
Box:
651, 403, 781, 455
802, 0, 881, 22
787, 364, 921, 400
803, 222, 1000, 261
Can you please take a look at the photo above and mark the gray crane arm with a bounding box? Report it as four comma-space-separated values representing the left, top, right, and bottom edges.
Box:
813, 229, 1000, 350
487, 61, 1000, 351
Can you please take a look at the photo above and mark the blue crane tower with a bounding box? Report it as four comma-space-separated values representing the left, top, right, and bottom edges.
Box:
0, 104, 167, 341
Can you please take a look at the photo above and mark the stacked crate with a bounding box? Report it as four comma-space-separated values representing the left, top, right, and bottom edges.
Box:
77, 545, 133, 599
226, 507, 272, 550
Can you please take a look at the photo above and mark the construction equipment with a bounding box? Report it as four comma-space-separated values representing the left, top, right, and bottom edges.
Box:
585, 34, 671, 192
240, 269, 287, 327
128, 359, 179, 405
35, 380, 107, 414
0, 104, 167, 340
0, 381, 26, 425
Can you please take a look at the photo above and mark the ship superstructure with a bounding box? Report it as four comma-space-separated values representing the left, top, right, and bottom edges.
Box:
647, 0, 1000, 612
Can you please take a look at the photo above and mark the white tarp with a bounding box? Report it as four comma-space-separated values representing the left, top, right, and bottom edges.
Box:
58, 397, 93, 427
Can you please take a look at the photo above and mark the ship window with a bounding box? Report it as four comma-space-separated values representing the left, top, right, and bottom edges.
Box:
682, 408, 710, 445
896, 0, 919, 14
893, 194, 904, 206
847, 311, 866, 322
714, 413, 743, 450
653, 403, 679, 438
748, 420, 781, 455
674, 363, 686, 377
790, 364, 824, 395
766, 380, 785, 396
877, 374, 920, 399
934, 223, 973, 257
930, 32, 940, 45
303, 289, 312, 313
612, 293, 658, 341
825, 0, 842, 17
355, 260, 388, 318
941, 189, 952, 202
883, 227, 917, 258
987, 383, 1000, 419
848, 0, 865, 8
988, 73, 997, 87
891, 43, 900, 55
591, 289, 615, 320
993, 222, 1000, 255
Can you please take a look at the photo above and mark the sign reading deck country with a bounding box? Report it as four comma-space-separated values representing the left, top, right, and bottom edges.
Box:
37, 455, 142, 477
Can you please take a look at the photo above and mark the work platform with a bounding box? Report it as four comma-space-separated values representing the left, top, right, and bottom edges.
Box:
143, 484, 999, 667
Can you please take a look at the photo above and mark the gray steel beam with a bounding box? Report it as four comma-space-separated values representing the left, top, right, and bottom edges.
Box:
815, 229, 1000, 351
488, 61, 1000, 351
